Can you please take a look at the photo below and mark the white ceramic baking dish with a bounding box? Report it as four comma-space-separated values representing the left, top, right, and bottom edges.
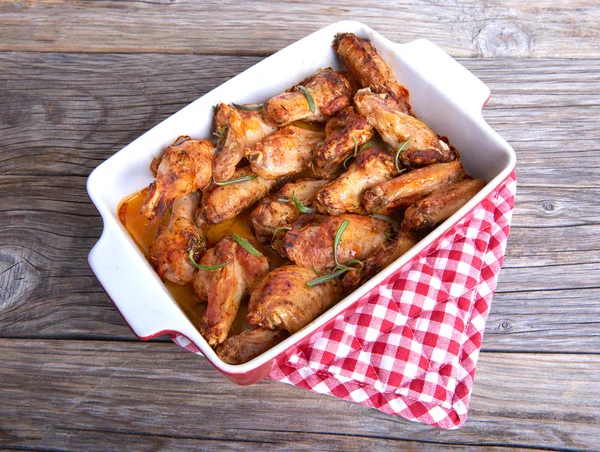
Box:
88, 21, 516, 385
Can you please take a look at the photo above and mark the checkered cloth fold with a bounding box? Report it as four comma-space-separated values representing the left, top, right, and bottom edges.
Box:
173, 171, 515, 429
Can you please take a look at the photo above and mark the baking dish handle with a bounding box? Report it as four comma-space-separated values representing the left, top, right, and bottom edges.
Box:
394, 39, 491, 114
89, 227, 199, 341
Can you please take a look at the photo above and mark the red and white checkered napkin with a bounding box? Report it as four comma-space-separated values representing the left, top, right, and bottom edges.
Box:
268, 171, 516, 429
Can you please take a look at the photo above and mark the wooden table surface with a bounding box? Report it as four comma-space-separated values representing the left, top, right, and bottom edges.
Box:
1, 2, 599, 450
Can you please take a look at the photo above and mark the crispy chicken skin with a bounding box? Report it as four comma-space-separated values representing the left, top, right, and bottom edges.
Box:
283, 214, 391, 271
199, 167, 277, 225
246, 265, 342, 333
265, 68, 356, 126
213, 103, 278, 182
363, 160, 466, 215
333, 33, 411, 113
354, 89, 455, 167
149, 191, 206, 285
249, 179, 329, 254
311, 106, 374, 178
141, 137, 215, 222
402, 178, 486, 231
315, 147, 398, 216
246, 125, 325, 179
216, 327, 288, 365
193, 235, 269, 346
341, 231, 418, 287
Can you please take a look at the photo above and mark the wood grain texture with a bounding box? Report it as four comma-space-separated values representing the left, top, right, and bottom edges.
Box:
1, 340, 599, 451
1, 0, 599, 58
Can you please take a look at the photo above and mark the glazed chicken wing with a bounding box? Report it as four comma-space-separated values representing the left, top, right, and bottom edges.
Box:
141, 136, 215, 222
193, 235, 269, 346
249, 178, 329, 254
315, 147, 398, 216
264, 68, 356, 126
333, 33, 411, 113
402, 178, 486, 231
363, 160, 466, 215
246, 265, 342, 333
199, 167, 277, 225
149, 191, 207, 285
213, 103, 278, 182
216, 327, 288, 364
354, 88, 455, 167
283, 214, 391, 271
341, 231, 418, 287
246, 125, 325, 180
311, 106, 375, 178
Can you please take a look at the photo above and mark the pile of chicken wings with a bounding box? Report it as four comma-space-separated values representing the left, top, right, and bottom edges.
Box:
138, 33, 486, 364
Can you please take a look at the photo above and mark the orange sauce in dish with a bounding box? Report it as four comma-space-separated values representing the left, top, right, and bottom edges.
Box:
117, 188, 283, 335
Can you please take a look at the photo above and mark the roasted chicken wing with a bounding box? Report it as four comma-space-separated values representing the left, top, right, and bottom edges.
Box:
354, 88, 455, 167
140, 136, 215, 222
264, 68, 356, 126
310, 106, 374, 178
193, 235, 269, 346
363, 160, 466, 215
149, 191, 206, 285
213, 103, 278, 182
246, 125, 325, 179
283, 214, 391, 271
216, 327, 288, 365
315, 147, 398, 216
341, 230, 418, 287
199, 167, 277, 225
402, 178, 486, 231
246, 265, 342, 333
333, 33, 411, 113
249, 178, 329, 254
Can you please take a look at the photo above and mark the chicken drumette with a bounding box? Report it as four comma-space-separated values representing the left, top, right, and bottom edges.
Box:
354, 88, 455, 167
212, 103, 278, 182
265, 68, 356, 126
141, 136, 215, 222
193, 235, 269, 346
149, 191, 207, 285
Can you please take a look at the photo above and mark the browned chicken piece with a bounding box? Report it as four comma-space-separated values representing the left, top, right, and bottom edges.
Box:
246, 265, 342, 333
354, 89, 455, 167
283, 214, 391, 271
246, 125, 325, 180
264, 68, 356, 126
199, 167, 277, 225
141, 136, 215, 222
216, 327, 288, 365
311, 106, 375, 178
402, 178, 486, 231
193, 235, 269, 347
149, 191, 206, 285
363, 160, 466, 216
315, 147, 398, 216
212, 103, 278, 182
249, 178, 329, 254
341, 230, 418, 288
333, 33, 411, 113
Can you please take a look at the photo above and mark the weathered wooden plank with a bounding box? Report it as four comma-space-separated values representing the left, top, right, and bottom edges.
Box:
0, 340, 598, 450
1, 1, 599, 58
0, 176, 598, 349
1, 53, 599, 181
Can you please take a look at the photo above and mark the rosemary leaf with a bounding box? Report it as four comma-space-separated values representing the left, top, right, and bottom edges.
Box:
306, 267, 348, 287
213, 175, 257, 186
333, 220, 350, 267
232, 103, 264, 111
232, 234, 263, 257
291, 192, 315, 213
370, 213, 400, 231
295, 85, 315, 113
188, 249, 230, 271
271, 226, 291, 244
394, 138, 412, 171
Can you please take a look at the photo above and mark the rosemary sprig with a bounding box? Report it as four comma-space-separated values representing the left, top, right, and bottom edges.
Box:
232, 103, 264, 111
370, 213, 400, 231
343, 139, 376, 168
394, 138, 412, 171
291, 192, 315, 213
213, 127, 226, 147
233, 234, 263, 257
333, 219, 349, 267
306, 267, 348, 287
213, 174, 257, 186
188, 249, 230, 271
295, 85, 315, 113
271, 226, 291, 244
